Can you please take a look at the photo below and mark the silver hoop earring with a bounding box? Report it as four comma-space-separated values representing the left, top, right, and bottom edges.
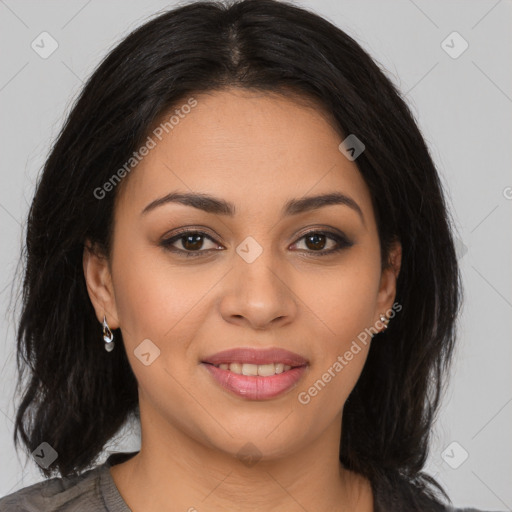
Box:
103, 315, 115, 352
379, 314, 389, 331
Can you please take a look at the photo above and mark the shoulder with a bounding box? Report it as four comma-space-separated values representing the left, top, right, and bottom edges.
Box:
447, 508, 503, 512
371, 472, 502, 512
0, 464, 106, 512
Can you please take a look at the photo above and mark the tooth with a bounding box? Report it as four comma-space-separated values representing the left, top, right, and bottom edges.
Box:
241, 363, 259, 376
257, 363, 276, 376
229, 362, 243, 374
217, 362, 295, 376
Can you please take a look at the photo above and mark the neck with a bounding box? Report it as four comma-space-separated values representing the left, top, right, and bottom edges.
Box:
110, 410, 373, 511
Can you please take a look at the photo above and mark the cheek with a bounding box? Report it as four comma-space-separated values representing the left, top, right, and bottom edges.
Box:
111, 239, 214, 342
298, 319, 372, 417
293, 255, 379, 406
109, 244, 211, 405
294, 254, 380, 344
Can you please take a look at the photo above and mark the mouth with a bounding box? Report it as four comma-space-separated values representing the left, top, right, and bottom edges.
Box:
200, 347, 309, 400
201, 346, 309, 372
201, 363, 308, 400
202, 361, 304, 376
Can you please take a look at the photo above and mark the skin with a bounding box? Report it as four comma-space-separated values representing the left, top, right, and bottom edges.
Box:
83, 87, 401, 512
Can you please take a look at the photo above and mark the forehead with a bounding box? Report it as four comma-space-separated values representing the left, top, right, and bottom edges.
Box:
116, 88, 375, 226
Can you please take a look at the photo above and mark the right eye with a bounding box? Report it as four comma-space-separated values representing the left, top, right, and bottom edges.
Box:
160, 230, 223, 257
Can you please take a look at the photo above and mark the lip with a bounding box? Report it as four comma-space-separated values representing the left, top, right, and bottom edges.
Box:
201, 347, 309, 367
202, 363, 308, 400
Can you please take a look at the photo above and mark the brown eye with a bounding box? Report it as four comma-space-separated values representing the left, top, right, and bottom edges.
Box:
304, 233, 329, 251
180, 233, 206, 251
160, 229, 352, 258
291, 230, 353, 256
161, 230, 221, 257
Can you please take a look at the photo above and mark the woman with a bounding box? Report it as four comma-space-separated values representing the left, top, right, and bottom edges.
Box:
0, 0, 498, 510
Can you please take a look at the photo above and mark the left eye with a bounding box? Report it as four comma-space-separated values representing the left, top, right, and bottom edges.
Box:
160, 230, 351, 257
292, 231, 347, 253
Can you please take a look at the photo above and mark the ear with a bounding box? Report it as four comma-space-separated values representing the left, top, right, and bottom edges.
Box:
374, 238, 402, 330
83, 239, 120, 329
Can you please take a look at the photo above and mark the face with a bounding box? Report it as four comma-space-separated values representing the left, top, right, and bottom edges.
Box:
84, 87, 401, 461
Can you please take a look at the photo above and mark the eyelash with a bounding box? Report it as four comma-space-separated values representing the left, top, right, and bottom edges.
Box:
160, 229, 353, 258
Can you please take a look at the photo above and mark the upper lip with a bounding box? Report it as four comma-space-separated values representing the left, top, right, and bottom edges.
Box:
201, 347, 309, 367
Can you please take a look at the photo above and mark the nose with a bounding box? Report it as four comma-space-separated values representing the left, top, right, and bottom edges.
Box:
219, 246, 298, 330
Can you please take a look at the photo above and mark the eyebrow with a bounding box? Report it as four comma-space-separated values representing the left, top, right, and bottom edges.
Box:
141, 191, 365, 224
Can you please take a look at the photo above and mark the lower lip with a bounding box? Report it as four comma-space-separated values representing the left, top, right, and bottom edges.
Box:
201, 363, 307, 400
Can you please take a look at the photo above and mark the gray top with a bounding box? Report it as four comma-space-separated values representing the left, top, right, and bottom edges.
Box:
0, 451, 501, 511
0, 451, 136, 512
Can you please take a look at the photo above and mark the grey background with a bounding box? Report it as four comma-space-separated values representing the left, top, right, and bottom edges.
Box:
1, 0, 511, 509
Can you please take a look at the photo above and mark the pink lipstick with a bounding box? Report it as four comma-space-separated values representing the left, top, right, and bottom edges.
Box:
201, 347, 308, 400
